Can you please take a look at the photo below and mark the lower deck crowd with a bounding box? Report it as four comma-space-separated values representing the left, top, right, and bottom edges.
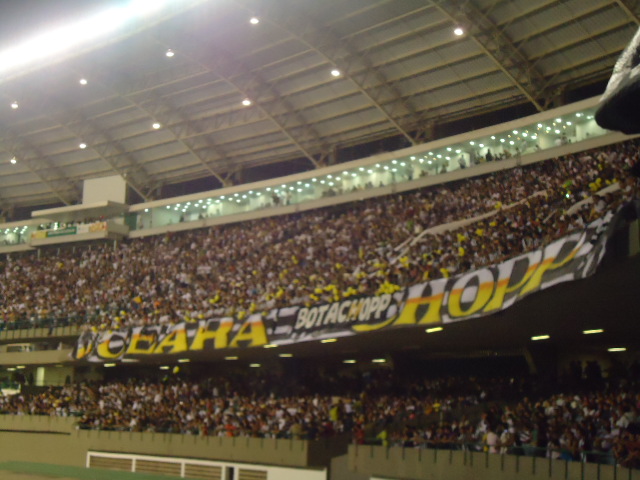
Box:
1, 366, 638, 468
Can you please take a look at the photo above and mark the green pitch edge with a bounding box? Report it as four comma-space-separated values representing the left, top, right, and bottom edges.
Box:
0, 461, 200, 480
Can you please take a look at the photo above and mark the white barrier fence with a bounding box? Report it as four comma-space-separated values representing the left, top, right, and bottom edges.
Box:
86, 450, 327, 480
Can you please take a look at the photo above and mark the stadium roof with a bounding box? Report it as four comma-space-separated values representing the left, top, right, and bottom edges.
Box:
0, 0, 636, 213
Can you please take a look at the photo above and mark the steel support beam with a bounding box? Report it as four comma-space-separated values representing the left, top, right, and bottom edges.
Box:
164, 47, 324, 168
237, 0, 420, 145
87, 72, 232, 188
60, 114, 156, 201
614, 0, 640, 24
0, 132, 80, 205
431, 0, 550, 111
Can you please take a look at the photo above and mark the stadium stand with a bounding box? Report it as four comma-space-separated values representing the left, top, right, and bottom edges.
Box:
2, 2, 640, 480
0, 140, 636, 333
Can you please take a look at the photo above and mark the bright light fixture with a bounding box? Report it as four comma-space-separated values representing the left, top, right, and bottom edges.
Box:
10, 101, 18, 109
343, 359, 356, 364
453, 27, 464, 36
224, 356, 238, 360
263, 344, 278, 349
321, 338, 337, 344
242, 98, 252, 106
79, 78, 88, 85
10, 157, 17, 165
177, 358, 190, 363
279, 353, 293, 358
249, 363, 261, 368
79, 143, 87, 149
104, 363, 116, 367
426, 326, 443, 333
0, 1, 176, 76
152, 122, 161, 129
331, 69, 341, 77
165, 49, 175, 57
159, 365, 170, 370
531, 335, 550, 341
583, 329, 604, 335
608, 347, 626, 352
372, 358, 386, 363
250, 17, 259, 25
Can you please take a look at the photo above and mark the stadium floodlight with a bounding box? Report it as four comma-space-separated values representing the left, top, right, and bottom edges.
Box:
531, 335, 550, 341
249, 17, 260, 25
330, 69, 341, 77
583, 329, 604, 335
453, 27, 464, 36
10, 157, 16, 165
10, 101, 18, 109
0, 0, 187, 76
242, 98, 252, 106
79, 78, 88, 85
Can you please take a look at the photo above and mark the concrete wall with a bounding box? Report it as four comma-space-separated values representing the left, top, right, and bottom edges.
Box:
0, 415, 345, 470
348, 445, 640, 480
0, 349, 72, 366
0, 326, 81, 344
83, 175, 127, 204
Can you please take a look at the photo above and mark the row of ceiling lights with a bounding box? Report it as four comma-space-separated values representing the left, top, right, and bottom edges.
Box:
4, 18, 468, 167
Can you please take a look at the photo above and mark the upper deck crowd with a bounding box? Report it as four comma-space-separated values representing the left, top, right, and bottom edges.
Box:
0, 141, 638, 332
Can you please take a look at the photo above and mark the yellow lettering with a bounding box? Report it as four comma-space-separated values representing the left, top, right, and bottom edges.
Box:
484, 263, 538, 313
74, 342, 93, 360
97, 335, 126, 359
394, 293, 444, 326
520, 247, 579, 295
190, 320, 234, 350
126, 332, 157, 355
448, 283, 493, 317
153, 328, 188, 354
229, 319, 268, 348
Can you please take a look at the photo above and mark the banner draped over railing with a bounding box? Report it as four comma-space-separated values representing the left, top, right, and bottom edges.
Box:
73, 213, 613, 362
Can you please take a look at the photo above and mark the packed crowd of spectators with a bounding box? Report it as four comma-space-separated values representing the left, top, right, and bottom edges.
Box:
0, 141, 638, 331
0, 369, 638, 468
